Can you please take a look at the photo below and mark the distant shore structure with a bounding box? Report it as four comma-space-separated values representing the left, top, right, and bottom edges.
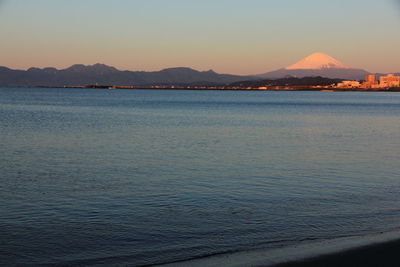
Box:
380, 74, 400, 88
364, 74, 378, 89
337, 74, 400, 89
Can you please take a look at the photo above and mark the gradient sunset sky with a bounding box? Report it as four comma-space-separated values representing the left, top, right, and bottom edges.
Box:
1, 0, 399, 75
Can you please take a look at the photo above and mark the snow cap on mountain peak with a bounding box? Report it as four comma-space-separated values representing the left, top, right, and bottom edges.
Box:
285, 52, 353, 70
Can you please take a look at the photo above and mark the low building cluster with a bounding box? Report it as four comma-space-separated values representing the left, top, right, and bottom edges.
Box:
336, 74, 400, 89
379, 74, 400, 88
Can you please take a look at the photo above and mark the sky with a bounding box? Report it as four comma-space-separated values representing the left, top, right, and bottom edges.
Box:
0, 0, 399, 75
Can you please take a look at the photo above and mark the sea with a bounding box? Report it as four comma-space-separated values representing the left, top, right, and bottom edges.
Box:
1, 87, 400, 266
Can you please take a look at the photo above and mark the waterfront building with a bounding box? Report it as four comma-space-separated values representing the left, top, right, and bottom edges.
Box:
363, 74, 379, 89
336, 80, 361, 88
379, 74, 400, 88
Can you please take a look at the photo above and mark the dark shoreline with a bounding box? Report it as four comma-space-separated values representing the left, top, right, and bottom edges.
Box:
160, 232, 400, 267
273, 238, 400, 267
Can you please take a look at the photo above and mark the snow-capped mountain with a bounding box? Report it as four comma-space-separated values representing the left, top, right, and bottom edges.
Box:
259, 53, 369, 80
285, 53, 352, 70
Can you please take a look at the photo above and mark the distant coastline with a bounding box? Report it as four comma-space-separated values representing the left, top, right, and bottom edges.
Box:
22, 85, 400, 92
1, 59, 399, 89
1, 57, 399, 91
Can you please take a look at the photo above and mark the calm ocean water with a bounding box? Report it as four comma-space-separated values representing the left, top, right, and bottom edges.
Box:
1, 87, 400, 266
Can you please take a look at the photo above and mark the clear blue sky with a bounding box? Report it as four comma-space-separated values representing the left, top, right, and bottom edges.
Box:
1, 0, 399, 74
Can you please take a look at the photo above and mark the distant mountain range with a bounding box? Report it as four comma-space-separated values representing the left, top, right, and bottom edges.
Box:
0, 64, 256, 87
0, 53, 398, 87
259, 53, 370, 80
